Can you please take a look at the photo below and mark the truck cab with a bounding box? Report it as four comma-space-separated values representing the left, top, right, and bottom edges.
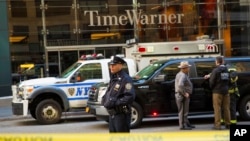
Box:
12, 56, 137, 125
87, 57, 250, 128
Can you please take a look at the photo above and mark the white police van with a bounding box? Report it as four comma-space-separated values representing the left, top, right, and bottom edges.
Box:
12, 55, 137, 125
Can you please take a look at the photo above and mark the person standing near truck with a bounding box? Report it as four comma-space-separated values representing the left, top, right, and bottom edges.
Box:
221, 67, 240, 125
175, 61, 195, 130
101, 56, 135, 133
209, 56, 231, 130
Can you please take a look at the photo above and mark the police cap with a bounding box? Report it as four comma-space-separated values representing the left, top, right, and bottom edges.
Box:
109, 56, 126, 65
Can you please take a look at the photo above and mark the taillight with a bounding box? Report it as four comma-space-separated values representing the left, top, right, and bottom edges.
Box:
152, 112, 158, 116
173, 46, 179, 51
138, 47, 146, 52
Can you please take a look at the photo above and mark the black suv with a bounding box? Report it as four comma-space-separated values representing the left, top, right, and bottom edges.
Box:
87, 57, 250, 128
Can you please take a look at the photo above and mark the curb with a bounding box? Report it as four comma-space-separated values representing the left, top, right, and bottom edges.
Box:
0, 111, 94, 122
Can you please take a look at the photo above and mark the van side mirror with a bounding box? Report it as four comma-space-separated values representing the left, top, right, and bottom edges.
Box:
70, 71, 81, 83
153, 74, 166, 82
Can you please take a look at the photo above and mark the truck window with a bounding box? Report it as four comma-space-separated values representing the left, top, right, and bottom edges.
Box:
135, 62, 164, 80
232, 62, 250, 72
160, 63, 179, 81
61, 62, 82, 78
195, 61, 215, 77
78, 63, 102, 80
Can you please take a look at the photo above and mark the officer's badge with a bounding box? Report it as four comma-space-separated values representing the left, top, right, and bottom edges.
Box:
125, 83, 132, 90
114, 84, 120, 91
68, 88, 75, 96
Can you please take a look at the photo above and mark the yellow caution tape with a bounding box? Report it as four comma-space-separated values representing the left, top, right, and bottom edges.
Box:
0, 131, 229, 141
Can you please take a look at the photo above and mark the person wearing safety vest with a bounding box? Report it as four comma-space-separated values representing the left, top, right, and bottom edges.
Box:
221, 67, 240, 125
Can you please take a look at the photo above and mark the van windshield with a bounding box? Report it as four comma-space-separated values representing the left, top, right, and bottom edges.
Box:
61, 62, 82, 78
134, 62, 164, 80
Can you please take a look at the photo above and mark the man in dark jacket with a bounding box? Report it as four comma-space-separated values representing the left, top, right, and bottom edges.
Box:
102, 55, 135, 133
209, 56, 230, 130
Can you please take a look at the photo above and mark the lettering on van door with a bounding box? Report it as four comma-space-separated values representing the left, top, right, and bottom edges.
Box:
76, 87, 89, 96
63, 86, 90, 97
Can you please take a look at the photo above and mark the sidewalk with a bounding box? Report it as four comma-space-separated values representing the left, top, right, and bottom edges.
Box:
0, 86, 31, 121
0, 96, 23, 121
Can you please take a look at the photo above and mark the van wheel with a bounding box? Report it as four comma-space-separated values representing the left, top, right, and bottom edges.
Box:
35, 99, 62, 124
130, 102, 143, 129
238, 95, 250, 120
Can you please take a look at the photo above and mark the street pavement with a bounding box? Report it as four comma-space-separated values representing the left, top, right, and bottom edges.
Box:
0, 96, 89, 121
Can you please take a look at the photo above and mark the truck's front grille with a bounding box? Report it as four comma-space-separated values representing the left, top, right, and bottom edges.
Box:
88, 87, 98, 101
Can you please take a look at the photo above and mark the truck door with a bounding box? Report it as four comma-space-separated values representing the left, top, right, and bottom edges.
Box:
150, 62, 180, 114
65, 62, 104, 108
189, 60, 215, 112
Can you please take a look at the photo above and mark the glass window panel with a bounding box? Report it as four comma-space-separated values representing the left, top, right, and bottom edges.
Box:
35, 0, 72, 17
195, 61, 215, 77
10, 0, 27, 17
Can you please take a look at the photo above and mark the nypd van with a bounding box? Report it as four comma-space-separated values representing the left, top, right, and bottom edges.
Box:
12, 56, 137, 125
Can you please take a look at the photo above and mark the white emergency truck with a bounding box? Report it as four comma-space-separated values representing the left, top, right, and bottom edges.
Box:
125, 36, 223, 71
12, 55, 137, 125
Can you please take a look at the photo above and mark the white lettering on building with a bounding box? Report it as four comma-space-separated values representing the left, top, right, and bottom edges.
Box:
84, 10, 184, 26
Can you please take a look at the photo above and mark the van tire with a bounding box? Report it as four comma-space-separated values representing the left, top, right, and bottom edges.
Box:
130, 102, 143, 129
238, 95, 250, 120
35, 99, 62, 124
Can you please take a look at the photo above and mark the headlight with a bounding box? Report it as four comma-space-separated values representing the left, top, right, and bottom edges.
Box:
97, 87, 107, 102
17, 85, 34, 99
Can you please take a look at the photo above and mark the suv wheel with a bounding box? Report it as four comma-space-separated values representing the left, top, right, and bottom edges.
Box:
130, 102, 143, 129
35, 99, 62, 124
239, 95, 250, 120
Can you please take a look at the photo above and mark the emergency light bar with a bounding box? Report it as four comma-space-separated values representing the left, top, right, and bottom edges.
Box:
80, 53, 104, 60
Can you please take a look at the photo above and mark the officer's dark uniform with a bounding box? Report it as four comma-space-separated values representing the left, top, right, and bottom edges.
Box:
101, 56, 135, 133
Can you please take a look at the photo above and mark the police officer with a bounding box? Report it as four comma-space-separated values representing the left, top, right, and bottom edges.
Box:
101, 55, 135, 133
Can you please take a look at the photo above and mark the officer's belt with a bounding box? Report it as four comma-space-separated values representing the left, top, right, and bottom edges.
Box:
107, 105, 130, 115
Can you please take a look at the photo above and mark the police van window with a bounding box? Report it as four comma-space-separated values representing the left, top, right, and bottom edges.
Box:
78, 63, 102, 81
160, 63, 179, 81
195, 61, 215, 77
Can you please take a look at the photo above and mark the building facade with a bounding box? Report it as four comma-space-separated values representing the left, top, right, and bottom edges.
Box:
0, 0, 250, 96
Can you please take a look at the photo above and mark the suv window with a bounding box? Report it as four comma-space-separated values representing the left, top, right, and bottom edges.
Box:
231, 62, 250, 72
195, 61, 215, 77
160, 63, 179, 81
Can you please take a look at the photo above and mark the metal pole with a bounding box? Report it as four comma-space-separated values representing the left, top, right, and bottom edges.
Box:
41, 0, 49, 77
73, 0, 80, 44
217, 0, 223, 40
132, 0, 138, 41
